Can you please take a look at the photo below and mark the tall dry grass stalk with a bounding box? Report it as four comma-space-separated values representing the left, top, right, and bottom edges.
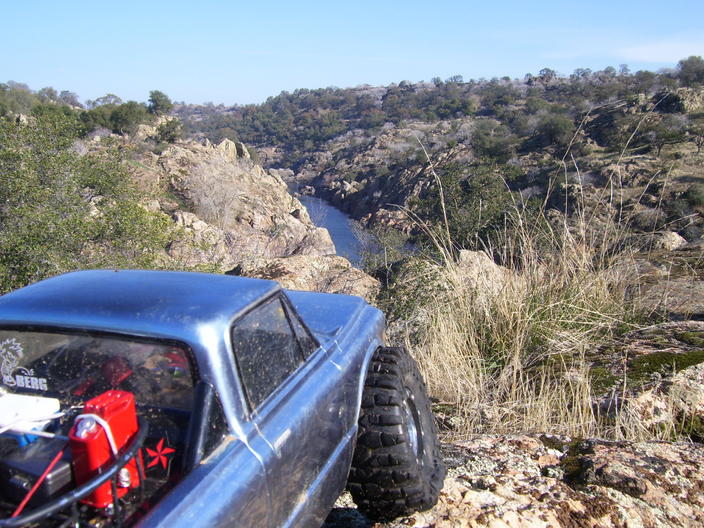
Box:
403, 137, 654, 440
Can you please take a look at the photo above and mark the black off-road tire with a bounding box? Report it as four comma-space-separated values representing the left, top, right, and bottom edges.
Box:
347, 346, 445, 521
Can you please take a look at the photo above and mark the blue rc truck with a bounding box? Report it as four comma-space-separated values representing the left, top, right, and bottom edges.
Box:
0, 270, 445, 527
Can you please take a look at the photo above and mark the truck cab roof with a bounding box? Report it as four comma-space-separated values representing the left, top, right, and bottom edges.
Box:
0, 270, 280, 342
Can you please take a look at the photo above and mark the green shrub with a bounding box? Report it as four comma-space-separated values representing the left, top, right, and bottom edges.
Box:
412, 162, 520, 253
155, 119, 182, 143
0, 112, 176, 293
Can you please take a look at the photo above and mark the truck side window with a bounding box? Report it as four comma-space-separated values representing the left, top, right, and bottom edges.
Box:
284, 304, 318, 358
231, 297, 305, 410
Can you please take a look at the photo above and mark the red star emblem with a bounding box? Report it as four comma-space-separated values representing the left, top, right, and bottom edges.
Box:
146, 438, 176, 469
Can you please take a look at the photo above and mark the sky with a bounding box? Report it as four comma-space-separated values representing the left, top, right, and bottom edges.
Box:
2, 0, 704, 106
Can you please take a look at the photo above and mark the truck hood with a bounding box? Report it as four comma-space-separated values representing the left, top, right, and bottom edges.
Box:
285, 290, 370, 347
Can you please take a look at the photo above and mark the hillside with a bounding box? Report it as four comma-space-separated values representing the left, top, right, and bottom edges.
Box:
178, 59, 704, 252
0, 110, 377, 296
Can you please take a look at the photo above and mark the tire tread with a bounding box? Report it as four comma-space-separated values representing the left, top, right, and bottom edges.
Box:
347, 347, 445, 521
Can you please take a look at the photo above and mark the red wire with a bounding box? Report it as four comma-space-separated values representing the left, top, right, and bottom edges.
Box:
12, 443, 68, 518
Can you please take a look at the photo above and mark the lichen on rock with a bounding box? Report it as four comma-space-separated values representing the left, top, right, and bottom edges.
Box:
230, 255, 380, 303
325, 435, 704, 527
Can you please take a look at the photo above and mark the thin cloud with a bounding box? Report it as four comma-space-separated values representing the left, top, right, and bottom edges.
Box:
618, 39, 704, 63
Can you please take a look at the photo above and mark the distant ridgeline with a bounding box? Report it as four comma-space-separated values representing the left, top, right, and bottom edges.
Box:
172, 57, 704, 254
175, 57, 704, 165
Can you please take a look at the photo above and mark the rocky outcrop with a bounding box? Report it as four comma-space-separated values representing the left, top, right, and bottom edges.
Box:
215, 138, 250, 159
624, 362, 704, 436
325, 435, 704, 528
166, 211, 237, 271
132, 116, 177, 141
457, 250, 510, 294
639, 279, 704, 320
615, 243, 704, 320
591, 321, 704, 437
129, 138, 335, 270
295, 120, 473, 232
624, 231, 688, 252
663, 87, 704, 113
231, 255, 380, 303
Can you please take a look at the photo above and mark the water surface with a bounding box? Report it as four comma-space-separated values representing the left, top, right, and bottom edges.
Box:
297, 195, 363, 267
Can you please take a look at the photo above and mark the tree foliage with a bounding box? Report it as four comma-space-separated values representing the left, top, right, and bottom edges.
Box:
148, 90, 174, 115
108, 101, 149, 135
0, 113, 173, 293
535, 112, 576, 147
471, 119, 518, 162
413, 163, 519, 251
155, 118, 183, 143
677, 56, 704, 87
87, 94, 123, 108
687, 115, 704, 154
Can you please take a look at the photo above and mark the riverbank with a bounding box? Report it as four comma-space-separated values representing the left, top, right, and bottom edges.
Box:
297, 194, 365, 267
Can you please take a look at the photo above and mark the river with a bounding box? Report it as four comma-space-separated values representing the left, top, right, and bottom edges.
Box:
297, 195, 365, 267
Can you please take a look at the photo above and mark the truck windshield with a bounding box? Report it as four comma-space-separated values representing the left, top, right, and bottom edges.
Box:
0, 330, 194, 410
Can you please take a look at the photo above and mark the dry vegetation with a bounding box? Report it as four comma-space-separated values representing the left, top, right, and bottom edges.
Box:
393, 146, 688, 442
408, 226, 635, 438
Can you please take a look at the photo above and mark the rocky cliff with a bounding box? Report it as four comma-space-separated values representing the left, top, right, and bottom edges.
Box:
281, 90, 704, 244
122, 134, 336, 271
105, 129, 390, 301
293, 121, 473, 232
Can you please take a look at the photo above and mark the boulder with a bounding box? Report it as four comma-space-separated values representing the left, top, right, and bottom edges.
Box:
215, 138, 239, 159
231, 255, 380, 303
621, 231, 688, 252
659, 87, 704, 113
645, 231, 688, 251
214, 138, 250, 160
457, 250, 510, 294
234, 141, 250, 159
134, 124, 157, 141
638, 279, 704, 319
610, 255, 668, 281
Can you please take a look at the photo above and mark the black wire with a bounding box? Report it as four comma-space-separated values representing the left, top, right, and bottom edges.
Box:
111, 475, 121, 526
136, 450, 146, 504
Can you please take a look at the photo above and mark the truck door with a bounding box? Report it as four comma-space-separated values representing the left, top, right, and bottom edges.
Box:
230, 294, 352, 527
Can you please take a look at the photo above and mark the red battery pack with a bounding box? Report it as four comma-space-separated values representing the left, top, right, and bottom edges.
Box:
69, 390, 141, 508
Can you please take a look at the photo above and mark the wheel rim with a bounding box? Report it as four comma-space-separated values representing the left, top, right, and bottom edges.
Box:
403, 389, 424, 460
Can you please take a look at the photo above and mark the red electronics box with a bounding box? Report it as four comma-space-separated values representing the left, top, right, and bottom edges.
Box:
69, 391, 141, 508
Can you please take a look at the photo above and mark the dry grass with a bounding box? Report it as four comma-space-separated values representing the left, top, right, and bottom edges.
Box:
404, 219, 641, 439
398, 138, 669, 440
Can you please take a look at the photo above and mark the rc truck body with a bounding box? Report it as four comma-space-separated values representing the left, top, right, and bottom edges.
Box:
0, 270, 444, 527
